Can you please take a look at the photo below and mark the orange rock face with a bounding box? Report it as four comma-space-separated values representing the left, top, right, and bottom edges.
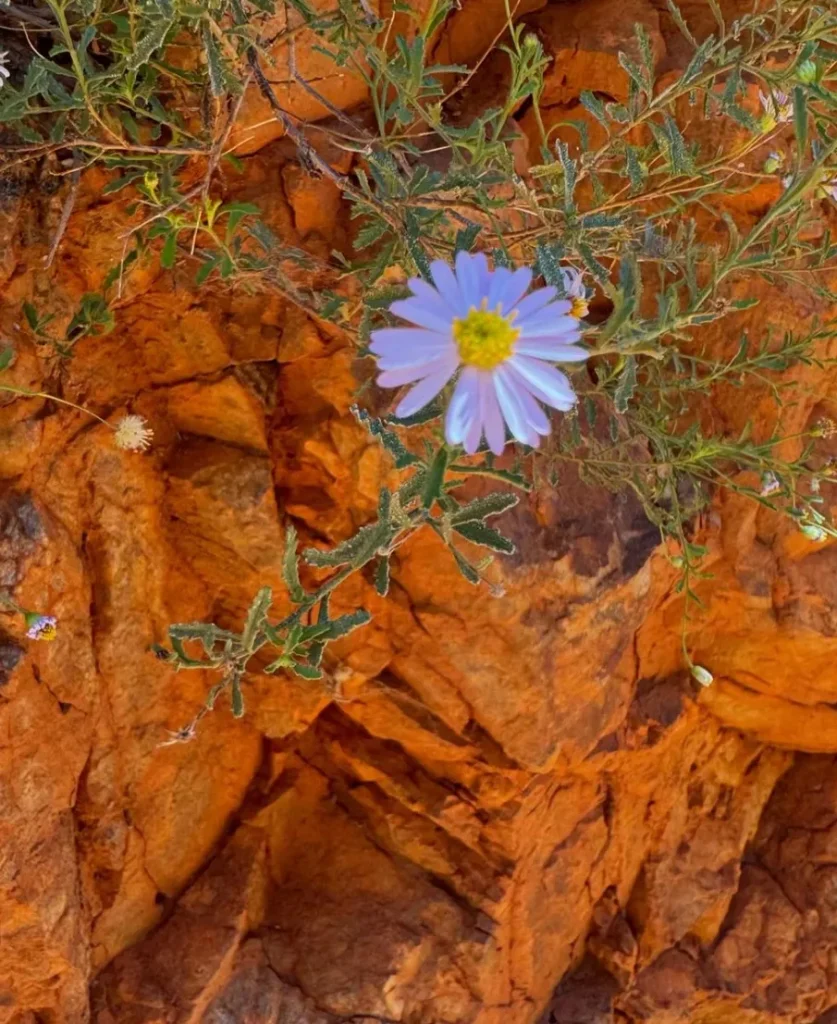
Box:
2, 2, 837, 1023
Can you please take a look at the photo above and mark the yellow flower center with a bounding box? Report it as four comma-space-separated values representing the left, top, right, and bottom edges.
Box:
570, 296, 589, 319
453, 307, 519, 370
39, 624, 57, 641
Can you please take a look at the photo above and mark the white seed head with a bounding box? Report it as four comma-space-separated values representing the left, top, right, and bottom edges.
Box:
114, 414, 154, 452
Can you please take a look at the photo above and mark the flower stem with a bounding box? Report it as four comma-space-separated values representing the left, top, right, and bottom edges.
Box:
0, 384, 113, 429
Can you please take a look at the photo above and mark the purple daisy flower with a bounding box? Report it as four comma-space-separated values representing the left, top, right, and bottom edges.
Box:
370, 252, 587, 455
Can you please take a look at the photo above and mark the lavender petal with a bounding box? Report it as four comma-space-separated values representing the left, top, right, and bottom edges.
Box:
480, 374, 506, 455
394, 358, 458, 418
390, 298, 454, 333
518, 313, 581, 339
407, 277, 458, 320
514, 338, 589, 361
445, 368, 480, 446
370, 328, 452, 358
430, 260, 468, 316
378, 353, 458, 388
508, 356, 576, 411
494, 368, 539, 447
512, 287, 560, 323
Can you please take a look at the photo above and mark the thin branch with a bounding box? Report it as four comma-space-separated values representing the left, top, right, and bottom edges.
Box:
244, 43, 401, 231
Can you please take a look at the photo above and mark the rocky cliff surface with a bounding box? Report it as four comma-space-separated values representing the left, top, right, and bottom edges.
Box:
2, 1, 837, 1022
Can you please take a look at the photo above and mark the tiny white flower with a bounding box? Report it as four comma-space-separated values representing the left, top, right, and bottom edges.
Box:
114, 414, 153, 452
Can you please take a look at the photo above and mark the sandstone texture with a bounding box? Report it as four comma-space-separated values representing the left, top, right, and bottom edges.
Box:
2, 1, 837, 1023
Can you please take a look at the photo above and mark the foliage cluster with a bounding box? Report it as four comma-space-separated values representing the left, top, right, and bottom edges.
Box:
2, 0, 837, 725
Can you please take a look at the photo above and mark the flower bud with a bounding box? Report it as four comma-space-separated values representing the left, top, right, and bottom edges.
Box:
797, 60, 817, 85
691, 665, 714, 687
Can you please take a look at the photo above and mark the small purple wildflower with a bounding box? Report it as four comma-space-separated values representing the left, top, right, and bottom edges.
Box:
24, 613, 57, 641
560, 266, 589, 318
760, 471, 781, 497
370, 252, 587, 455
759, 89, 793, 126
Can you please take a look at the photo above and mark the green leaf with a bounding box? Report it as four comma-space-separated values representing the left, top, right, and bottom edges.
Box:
614, 356, 638, 413
624, 145, 646, 194
355, 217, 390, 250
725, 104, 758, 132
634, 22, 656, 80
352, 406, 421, 469
681, 36, 713, 82
578, 243, 610, 288
202, 22, 226, 96
454, 222, 481, 252
16, 124, 43, 144
404, 210, 432, 278
0, 346, 14, 372
303, 521, 389, 568
535, 241, 566, 287
450, 492, 519, 524
661, 112, 696, 174
454, 521, 515, 554
102, 174, 144, 196
167, 634, 208, 667
665, 0, 698, 46
555, 141, 578, 211
160, 231, 177, 269
242, 587, 273, 647
421, 446, 449, 508
289, 661, 323, 680
319, 608, 372, 640
23, 302, 40, 331
128, 19, 173, 70
452, 547, 480, 585
618, 51, 648, 95
283, 524, 306, 603
195, 255, 220, 286
223, 201, 260, 237
374, 556, 391, 596
579, 90, 608, 126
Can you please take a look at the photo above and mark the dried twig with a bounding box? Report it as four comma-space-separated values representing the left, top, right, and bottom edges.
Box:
0, 2, 54, 29
44, 165, 81, 268
245, 45, 401, 232
286, 30, 366, 141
